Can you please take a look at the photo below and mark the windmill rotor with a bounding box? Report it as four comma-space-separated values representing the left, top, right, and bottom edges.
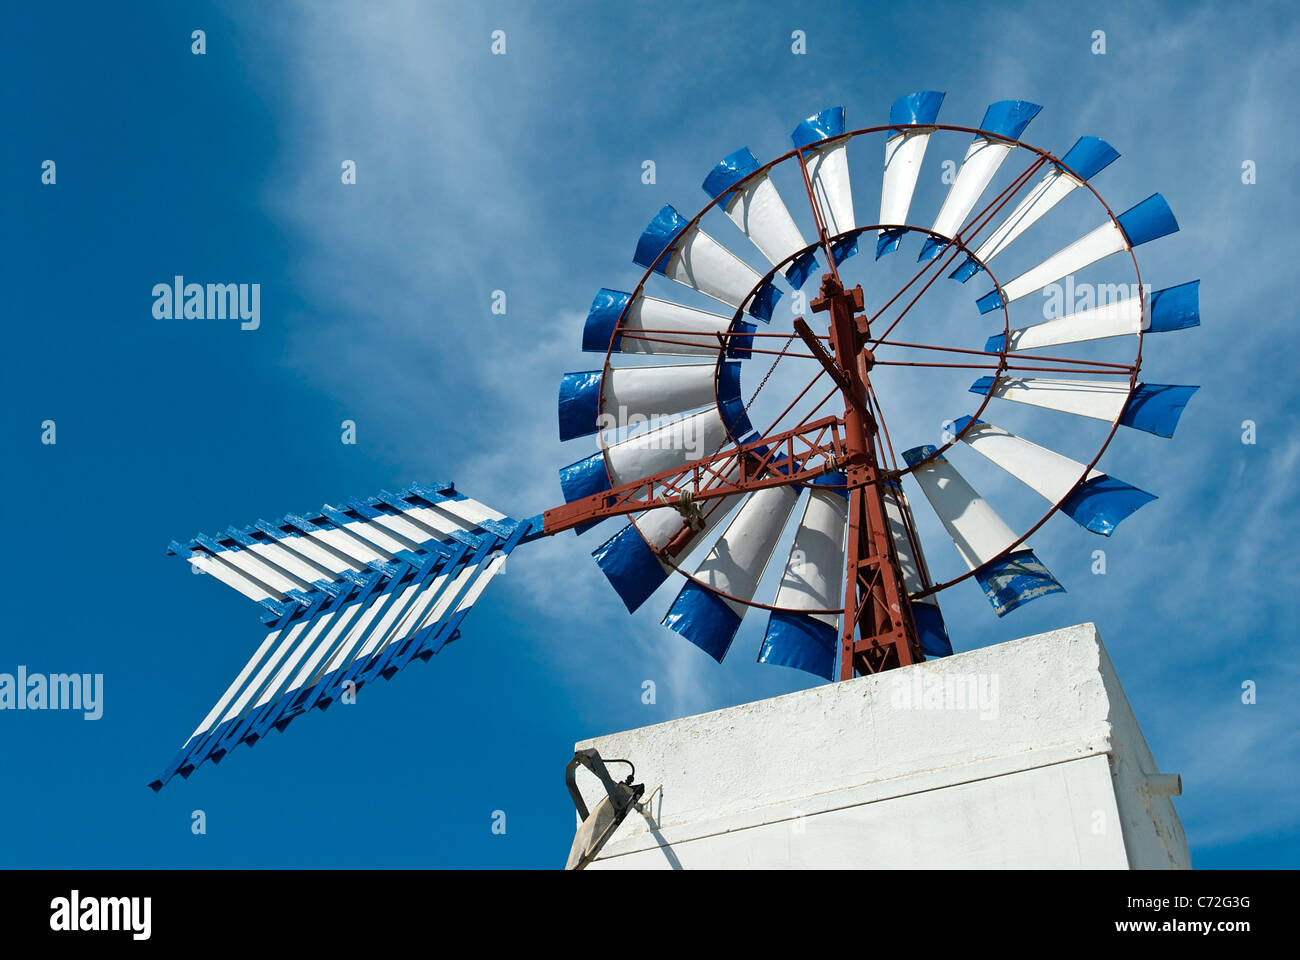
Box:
548, 91, 1199, 682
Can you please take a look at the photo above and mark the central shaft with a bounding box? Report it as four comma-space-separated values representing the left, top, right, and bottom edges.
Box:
810, 273, 923, 678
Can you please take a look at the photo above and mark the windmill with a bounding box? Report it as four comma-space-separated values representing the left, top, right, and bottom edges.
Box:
152, 92, 1198, 792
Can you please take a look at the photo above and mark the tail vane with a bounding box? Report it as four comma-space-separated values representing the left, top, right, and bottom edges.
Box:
151, 482, 542, 791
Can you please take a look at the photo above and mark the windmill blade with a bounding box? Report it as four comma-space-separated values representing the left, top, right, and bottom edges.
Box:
902, 446, 1064, 617
951, 136, 1120, 281
881, 480, 953, 657
985, 280, 1200, 352
969, 376, 1198, 438
558, 362, 755, 513
918, 100, 1043, 262
581, 288, 755, 359
603, 390, 748, 483
152, 483, 541, 790
792, 107, 862, 262
703, 147, 819, 289
663, 484, 801, 661
634, 205, 781, 322
758, 474, 848, 679
559, 362, 720, 441
876, 90, 945, 258
948, 416, 1156, 535
975, 193, 1178, 314
591, 476, 746, 614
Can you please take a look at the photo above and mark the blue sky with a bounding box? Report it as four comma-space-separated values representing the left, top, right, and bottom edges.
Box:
3, 0, 1296, 868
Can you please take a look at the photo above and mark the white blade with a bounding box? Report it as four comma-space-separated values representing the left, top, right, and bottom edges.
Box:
601, 363, 719, 428
758, 477, 849, 679
881, 483, 930, 595
947, 417, 1157, 536
968, 168, 1077, 266
397, 496, 505, 540
584, 290, 748, 358
902, 448, 1025, 568
186, 552, 284, 603
670, 227, 767, 310
919, 100, 1042, 262
286, 523, 388, 569
686, 485, 801, 607
806, 139, 855, 237
727, 176, 812, 269
184, 628, 285, 741
901, 445, 1064, 617
990, 279, 1199, 352
991, 220, 1126, 307
234, 538, 333, 587
877, 91, 945, 257
997, 295, 1143, 352
957, 137, 1118, 278
792, 108, 856, 239
976, 194, 1177, 314
193, 542, 304, 598
882, 481, 953, 657
705, 148, 817, 287
247, 528, 363, 580
972, 376, 1129, 422
663, 485, 801, 660
924, 138, 1016, 253
770, 484, 848, 628
604, 406, 732, 485
879, 133, 931, 241
634, 206, 779, 321
949, 418, 1100, 503
561, 363, 723, 440
971, 375, 1197, 438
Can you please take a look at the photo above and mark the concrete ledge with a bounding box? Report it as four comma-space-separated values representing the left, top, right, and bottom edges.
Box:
573, 623, 1189, 869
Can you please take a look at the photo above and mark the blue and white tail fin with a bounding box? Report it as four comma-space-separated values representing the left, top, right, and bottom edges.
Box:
150, 481, 542, 791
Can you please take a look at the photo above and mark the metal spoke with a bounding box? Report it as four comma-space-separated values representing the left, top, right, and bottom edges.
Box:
794, 148, 843, 288
873, 337, 1136, 370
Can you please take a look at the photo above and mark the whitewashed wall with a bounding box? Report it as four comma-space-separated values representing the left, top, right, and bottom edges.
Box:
572, 623, 1189, 869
